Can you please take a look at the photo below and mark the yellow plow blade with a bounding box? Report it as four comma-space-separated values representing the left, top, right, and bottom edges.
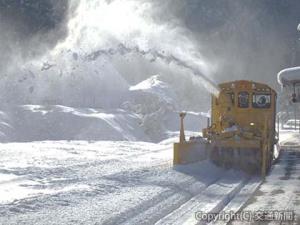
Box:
173, 141, 208, 165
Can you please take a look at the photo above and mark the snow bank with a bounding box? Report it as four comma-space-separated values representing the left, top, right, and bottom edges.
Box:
0, 76, 207, 142
0, 105, 148, 142
129, 75, 177, 106
123, 75, 207, 141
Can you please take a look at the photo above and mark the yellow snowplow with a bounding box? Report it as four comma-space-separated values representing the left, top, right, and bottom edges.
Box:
174, 80, 278, 177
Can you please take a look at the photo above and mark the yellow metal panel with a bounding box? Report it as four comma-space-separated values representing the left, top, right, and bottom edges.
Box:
173, 142, 208, 165
212, 139, 261, 149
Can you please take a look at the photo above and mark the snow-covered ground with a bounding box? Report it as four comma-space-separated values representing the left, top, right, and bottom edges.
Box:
231, 149, 300, 225
0, 126, 299, 225
0, 139, 259, 225
0, 108, 299, 224
230, 131, 300, 225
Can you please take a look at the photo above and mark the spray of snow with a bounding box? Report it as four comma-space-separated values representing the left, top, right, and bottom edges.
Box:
0, 0, 216, 142
51, 0, 219, 97
0, 0, 220, 108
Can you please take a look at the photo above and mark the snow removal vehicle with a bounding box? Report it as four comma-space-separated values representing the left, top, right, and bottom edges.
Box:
174, 80, 278, 177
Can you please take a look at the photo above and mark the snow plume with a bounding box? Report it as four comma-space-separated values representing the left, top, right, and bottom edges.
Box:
0, 0, 218, 107
84, 44, 219, 96
53, 0, 219, 96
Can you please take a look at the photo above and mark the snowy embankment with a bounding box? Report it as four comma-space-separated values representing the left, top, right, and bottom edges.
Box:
0, 75, 206, 143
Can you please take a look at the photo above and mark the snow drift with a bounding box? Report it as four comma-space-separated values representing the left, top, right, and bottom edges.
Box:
0, 75, 207, 142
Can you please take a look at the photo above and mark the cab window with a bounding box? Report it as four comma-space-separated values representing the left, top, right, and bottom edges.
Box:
238, 92, 249, 108
226, 92, 235, 104
252, 93, 271, 108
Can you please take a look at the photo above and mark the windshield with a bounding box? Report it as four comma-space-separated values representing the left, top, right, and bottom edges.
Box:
238, 92, 249, 108
252, 93, 271, 108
